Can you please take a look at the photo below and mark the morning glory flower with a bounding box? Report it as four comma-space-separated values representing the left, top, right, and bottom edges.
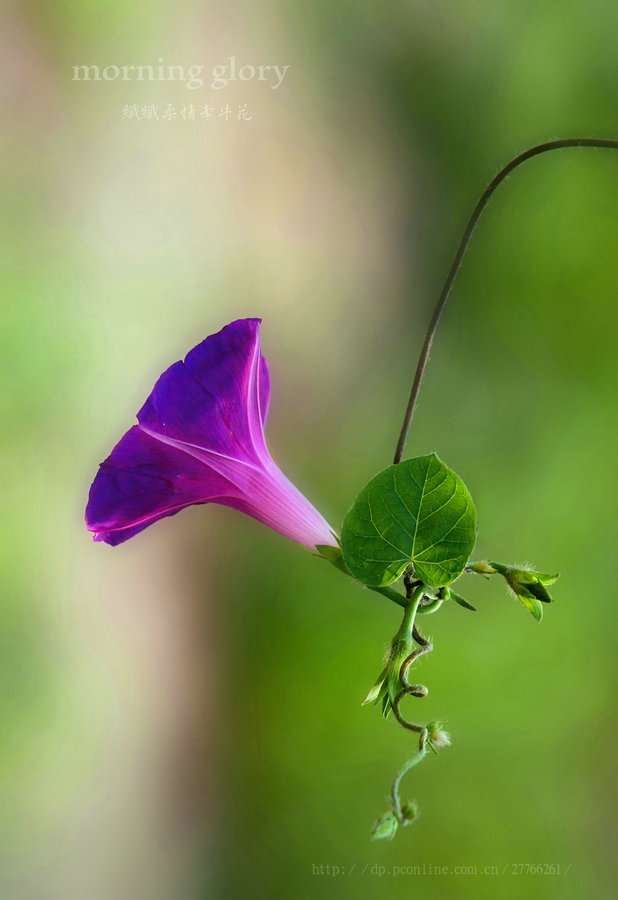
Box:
86, 318, 337, 550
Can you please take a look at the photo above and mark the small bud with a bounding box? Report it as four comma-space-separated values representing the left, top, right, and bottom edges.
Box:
371, 811, 399, 841
409, 684, 429, 698
467, 560, 497, 578
427, 721, 451, 750
399, 800, 419, 826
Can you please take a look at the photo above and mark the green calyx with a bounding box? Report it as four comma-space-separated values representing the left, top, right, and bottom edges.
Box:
468, 560, 559, 621
363, 632, 416, 718
363, 593, 422, 716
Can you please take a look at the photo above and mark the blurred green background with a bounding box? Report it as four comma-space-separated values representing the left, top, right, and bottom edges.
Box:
2, 1, 617, 898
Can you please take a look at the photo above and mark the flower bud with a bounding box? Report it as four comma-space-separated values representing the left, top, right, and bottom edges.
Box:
489, 562, 559, 622
427, 721, 451, 750
467, 560, 497, 577
371, 811, 399, 841
399, 800, 419, 826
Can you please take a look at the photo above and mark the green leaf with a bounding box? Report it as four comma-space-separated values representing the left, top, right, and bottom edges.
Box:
341, 454, 477, 588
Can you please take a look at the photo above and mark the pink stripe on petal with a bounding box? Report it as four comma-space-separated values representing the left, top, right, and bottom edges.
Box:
223, 460, 336, 549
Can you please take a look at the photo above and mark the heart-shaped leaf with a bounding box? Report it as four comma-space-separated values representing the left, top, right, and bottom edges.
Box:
341, 454, 476, 588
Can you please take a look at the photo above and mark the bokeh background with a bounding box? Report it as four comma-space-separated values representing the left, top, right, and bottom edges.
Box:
2, 1, 617, 898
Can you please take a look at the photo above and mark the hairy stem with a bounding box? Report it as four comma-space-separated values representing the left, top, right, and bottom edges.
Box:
390, 729, 428, 822
389, 588, 435, 822
392, 621, 434, 733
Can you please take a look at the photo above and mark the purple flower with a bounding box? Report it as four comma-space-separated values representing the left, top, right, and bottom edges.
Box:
86, 318, 337, 550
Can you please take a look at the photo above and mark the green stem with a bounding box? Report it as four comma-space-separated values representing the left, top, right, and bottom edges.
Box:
368, 584, 407, 609
391, 729, 428, 822
388, 601, 436, 825
369, 583, 443, 613
318, 545, 437, 612
418, 595, 443, 615
393, 138, 618, 464
392, 622, 434, 733
399, 584, 425, 633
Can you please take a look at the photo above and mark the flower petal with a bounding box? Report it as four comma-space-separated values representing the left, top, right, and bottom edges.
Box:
221, 458, 337, 550
86, 426, 335, 549
85, 425, 244, 545
137, 318, 269, 461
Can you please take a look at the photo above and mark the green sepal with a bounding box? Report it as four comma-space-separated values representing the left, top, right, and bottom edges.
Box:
449, 589, 477, 612
362, 667, 388, 706
487, 562, 559, 622
535, 572, 559, 586
315, 543, 349, 575
516, 591, 544, 622
371, 811, 399, 841
363, 601, 422, 718
526, 580, 553, 603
